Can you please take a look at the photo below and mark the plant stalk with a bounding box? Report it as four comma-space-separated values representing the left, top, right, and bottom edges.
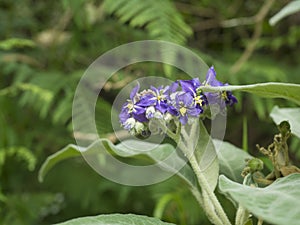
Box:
184, 146, 231, 225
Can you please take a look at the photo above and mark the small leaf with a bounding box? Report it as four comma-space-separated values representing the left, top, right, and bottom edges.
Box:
55, 213, 175, 225
219, 174, 300, 225
270, 106, 300, 138
269, 1, 300, 26
200, 83, 300, 106
214, 139, 252, 183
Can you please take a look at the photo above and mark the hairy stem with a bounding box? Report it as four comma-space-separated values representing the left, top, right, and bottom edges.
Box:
184, 146, 232, 225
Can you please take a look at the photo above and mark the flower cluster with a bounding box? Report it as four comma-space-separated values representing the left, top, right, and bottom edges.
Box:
119, 66, 237, 136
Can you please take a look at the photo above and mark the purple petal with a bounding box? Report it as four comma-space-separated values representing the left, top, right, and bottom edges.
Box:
133, 105, 146, 115
155, 101, 169, 113
119, 107, 130, 123
176, 93, 194, 106
167, 105, 179, 116
206, 66, 223, 87
179, 114, 188, 125
187, 107, 202, 117
225, 91, 238, 106
205, 92, 222, 105
180, 80, 196, 95
180, 78, 201, 95
138, 94, 156, 106
169, 81, 179, 93
130, 83, 140, 100
133, 112, 148, 122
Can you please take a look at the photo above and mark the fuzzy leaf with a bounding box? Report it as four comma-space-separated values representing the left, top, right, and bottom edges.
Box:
39, 139, 196, 188
214, 139, 252, 183
200, 83, 300, 105
219, 174, 300, 225
196, 121, 219, 190
55, 213, 175, 225
270, 106, 300, 138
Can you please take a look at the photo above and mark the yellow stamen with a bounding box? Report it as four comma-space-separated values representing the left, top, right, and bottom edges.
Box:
179, 107, 187, 116
194, 96, 204, 106
221, 92, 228, 100
127, 103, 134, 111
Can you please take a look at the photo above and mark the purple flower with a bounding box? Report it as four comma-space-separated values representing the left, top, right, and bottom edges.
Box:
180, 78, 207, 109
119, 66, 238, 133
139, 86, 170, 114
204, 66, 237, 107
180, 78, 201, 94
174, 93, 202, 125
222, 91, 238, 106
119, 84, 147, 129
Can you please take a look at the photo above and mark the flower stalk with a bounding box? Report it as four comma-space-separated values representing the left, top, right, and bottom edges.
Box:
180, 143, 232, 225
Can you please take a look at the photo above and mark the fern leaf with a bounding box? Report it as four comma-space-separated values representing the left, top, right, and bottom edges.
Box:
0, 146, 37, 171
103, 0, 192, 44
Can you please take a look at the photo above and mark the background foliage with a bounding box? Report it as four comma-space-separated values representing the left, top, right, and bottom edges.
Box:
0, 0, 299, 224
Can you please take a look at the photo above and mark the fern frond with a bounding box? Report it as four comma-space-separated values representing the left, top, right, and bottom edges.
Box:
103, 0, 192, 44
0, 83, 54, 119
0, 146, 37, 171
0, 38, 36, 50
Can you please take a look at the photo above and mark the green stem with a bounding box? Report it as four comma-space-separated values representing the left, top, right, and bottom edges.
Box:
185, 147, 231, 225
235, 205, 249, 225
257, 218, 263, 225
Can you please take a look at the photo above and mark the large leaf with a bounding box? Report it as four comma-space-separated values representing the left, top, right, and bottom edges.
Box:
55, 213, 175, 225
39, 138, 196, 188
200, 82, 300, 105
214, 139, 252, 183
270, 106, 300, 138
269, 0, 300, 26
219, 174, 300, 225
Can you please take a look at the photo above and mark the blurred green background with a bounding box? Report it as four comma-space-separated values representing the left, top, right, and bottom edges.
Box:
0, 0, 299, 224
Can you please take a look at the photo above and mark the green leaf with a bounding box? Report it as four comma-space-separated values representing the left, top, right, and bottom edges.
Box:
55, 213, 175, 225
115, 139, 197, 187
38, 144, 83, 182
39, 139, 196, 188
270, 106, 300, 138
0, 38, 35, 50
196, 121, 219, 190
219, 174, 300, 225
269, 0, 300, 26
200, 83, 300, 105
103, 0, 192, 44
214, 139, 252, 183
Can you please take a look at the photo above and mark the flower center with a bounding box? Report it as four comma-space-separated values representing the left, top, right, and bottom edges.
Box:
194, 96, 204, 106
179, 107, 187, 116
127, 102, 134, 111
221, 92, 228, 101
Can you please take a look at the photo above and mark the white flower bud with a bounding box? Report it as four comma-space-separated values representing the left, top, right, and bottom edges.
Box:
146, 106, 155, 119
124, 118, 135, 130
163, 112, 173, 122
153, 111, 163, 119
134, 121, 145, 134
